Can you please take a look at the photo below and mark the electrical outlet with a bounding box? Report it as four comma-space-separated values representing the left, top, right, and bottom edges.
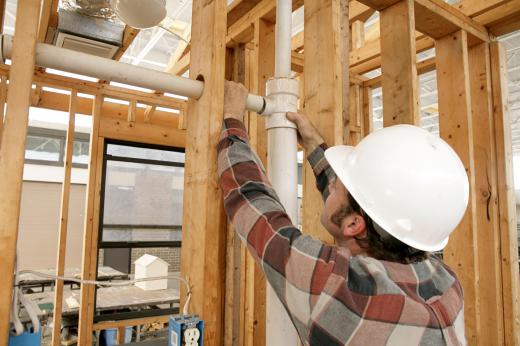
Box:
184, 327, 200, 346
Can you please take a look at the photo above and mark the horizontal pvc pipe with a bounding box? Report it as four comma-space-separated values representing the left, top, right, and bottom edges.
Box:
0, 34, 267, 113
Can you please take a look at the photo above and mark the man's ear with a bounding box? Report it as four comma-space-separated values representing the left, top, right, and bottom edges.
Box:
342, 213, 366, 238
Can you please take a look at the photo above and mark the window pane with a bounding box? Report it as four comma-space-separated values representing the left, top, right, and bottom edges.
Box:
107, 143, 185, 163
73, 140, 90, 165
25, 134, 61, 162
102, 158, 184, 243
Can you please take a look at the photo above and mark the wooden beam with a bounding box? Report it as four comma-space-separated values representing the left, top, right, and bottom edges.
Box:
380, 0, 420, 126
0, 65, 187, 112
227, 0, 264, 27
0, 75, 7, 145
112, 26, 140, 61
363, 56, 436, 88
179, 0, 227, 343
0, 1, 40, 343
127, 99, 137, 122
77, 96, 104, 345
413, 0, 490, 44
302, 0, 350, 244
490, 41, 520, 346
356, 0, 400, 11
165, 26, 191, 73
362, 85, 373, 136
0, 0, 6, 36
453, 0, 510, 18
224, 44, 246, 346
349, 0, 376, 22
117, 327, 126, 344
242, 18, 274, 346
435, 30, 479, 344
51, 90, 77, 346
350, 0, 508, 74
37, 0, 56, 43
171, 51, 191, 76
43, 0, 58, 43
92, 315, 170, 330
36, 90, 181, 129
351, 20, 365, 50
467, 42, 504, 345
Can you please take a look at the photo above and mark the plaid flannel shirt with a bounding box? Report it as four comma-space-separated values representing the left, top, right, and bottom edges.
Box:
218, 118, 466, 345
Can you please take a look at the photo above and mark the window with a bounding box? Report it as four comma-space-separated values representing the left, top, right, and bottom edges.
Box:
95, 140, 184, 322
24, 127, 90, 168
99, 142, 185, 247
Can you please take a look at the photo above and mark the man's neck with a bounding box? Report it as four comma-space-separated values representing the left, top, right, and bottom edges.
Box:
335, 237, 366, 256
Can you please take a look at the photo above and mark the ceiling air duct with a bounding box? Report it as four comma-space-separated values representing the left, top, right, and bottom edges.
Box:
53, 0, 125, 59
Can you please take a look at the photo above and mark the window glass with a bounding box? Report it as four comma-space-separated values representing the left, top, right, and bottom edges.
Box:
25, 134, 62, 162
72, 139, 90, 165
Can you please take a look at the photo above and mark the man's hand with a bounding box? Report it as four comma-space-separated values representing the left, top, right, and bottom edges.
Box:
286, 111, 324, 152
224, 80, 248, 122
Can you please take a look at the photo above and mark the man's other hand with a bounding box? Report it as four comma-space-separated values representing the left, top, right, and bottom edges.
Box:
224, 80, 248, 122
286, 111, 324, 152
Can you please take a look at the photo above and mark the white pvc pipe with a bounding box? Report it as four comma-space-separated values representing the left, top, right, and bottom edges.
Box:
266, 0, 300, 345
0, 34, 267, 113
274, 0, 293, 77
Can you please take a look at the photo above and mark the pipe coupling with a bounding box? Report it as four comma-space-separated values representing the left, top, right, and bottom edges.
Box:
264, 77, 299, 129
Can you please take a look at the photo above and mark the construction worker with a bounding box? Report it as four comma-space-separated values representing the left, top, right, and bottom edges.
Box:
218, 81, 468, 345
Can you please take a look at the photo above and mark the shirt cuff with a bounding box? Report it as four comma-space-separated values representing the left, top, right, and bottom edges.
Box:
307, 143, 329, 175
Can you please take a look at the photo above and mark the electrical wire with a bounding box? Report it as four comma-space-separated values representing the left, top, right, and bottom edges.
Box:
16, 270, 192, 315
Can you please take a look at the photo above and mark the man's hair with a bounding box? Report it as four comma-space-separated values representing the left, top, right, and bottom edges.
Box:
331, 190, 428, 264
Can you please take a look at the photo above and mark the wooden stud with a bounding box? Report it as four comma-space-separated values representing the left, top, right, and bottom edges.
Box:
117, 327, 126, 344
362, 85, 373, 137
0, 0, 5, 36
435, 30, 479, 344
144, 105, 156, 123
0, 75, 7, 145
490, 41, 520, 346
224, 44, 247, 346
179, 0, 228, 343
380, 0, 420, 126
127, 99, 137, 122
77, 96, 104, 345
242, 18, 274, 346
351, 20, 365, 50
51, 90, 77, 346
349, 83, 363, 145
0, 1, 40, 342
37, 0, 56, 43
112, 26, 140, 61
31, 85, 42, 107
165, 26, 192, 73
44, 0, 59, 43
350, 0, 513, 75
468, 42, 504, 345
302, 0, 349, 243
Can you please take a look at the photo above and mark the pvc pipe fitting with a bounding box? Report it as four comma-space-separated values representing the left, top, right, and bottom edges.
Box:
264, 77, 299, 129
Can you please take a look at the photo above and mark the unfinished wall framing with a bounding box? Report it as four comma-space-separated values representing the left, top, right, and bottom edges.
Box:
0, 0, 520, 345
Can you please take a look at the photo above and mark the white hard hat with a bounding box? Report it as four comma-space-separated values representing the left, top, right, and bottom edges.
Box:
324, 125, 469, 252
112, 0, 167, 29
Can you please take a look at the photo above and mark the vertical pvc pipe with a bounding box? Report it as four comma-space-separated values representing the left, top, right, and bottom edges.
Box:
265, 0, 300, 344
274, 0, 292, 78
